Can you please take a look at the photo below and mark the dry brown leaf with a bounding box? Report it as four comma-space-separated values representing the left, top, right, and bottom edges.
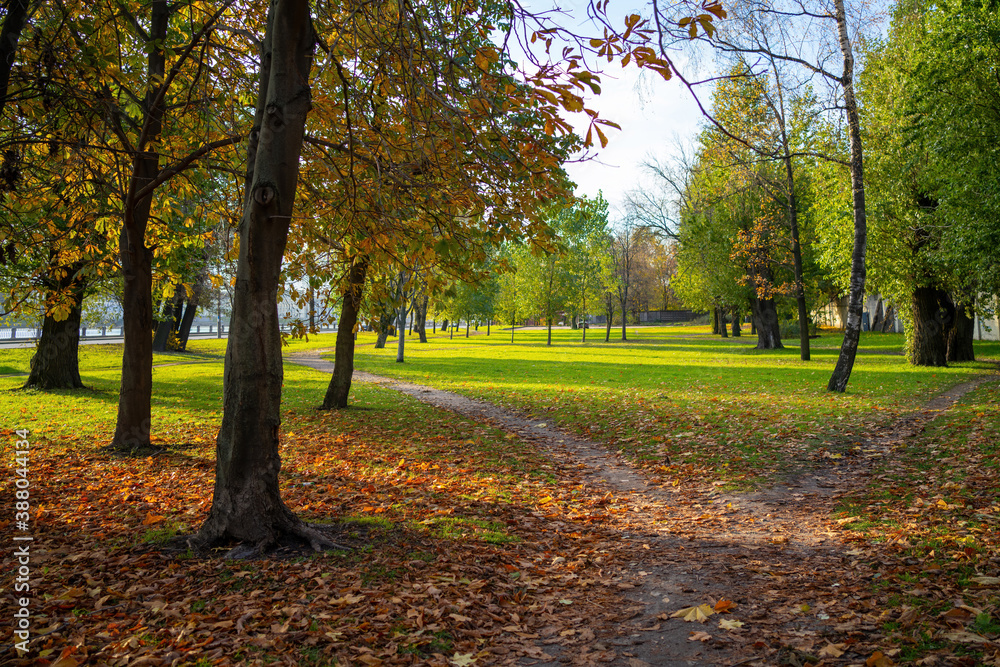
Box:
688, 630, 712, 642
867, 651, 895, 667
819, 643, 846, 658
971, 576, 1000, 586
940, 631, 993, 644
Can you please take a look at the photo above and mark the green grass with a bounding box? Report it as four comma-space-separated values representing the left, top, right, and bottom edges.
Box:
343, 325, 997, 485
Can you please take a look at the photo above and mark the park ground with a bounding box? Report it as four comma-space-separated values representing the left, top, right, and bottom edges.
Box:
1, 325, 999, 666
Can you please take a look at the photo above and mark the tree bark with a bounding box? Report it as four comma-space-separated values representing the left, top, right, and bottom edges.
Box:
547, 317, 552, 345
197, 0, 327, 553
396, 300, 407, 362
908, 286, 947, 366
375, 310, 393, 348
604, 297, 614, 342
946, 302, 975, 362
731, 308, 741, 337
414, 294, 428, 342
152, 286, 184, 352
712, 307, 719, 334
718, 307, 728, 338
110, 0, 169, 453
176, 280, 205, 351
322, 258, 367, 409
751, 296, 783, 349
827, 0, 868, 392
0, 0, 29, 114
24, 263, 87, 390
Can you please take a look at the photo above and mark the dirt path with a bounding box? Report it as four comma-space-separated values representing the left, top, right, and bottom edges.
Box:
288, 350, 997, 666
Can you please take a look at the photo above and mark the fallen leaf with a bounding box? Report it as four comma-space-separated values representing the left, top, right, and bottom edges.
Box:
714, 599, 736, 613
450, 653, 476, 666
819, 643, 846, 658
940, 631, 993, 644
867, 651, 895, 667
142, 512, 164, 525
971, 576, 1000, 586
671, 604, 715, 623
689, 630, 712, 642
719, 618, 744, 630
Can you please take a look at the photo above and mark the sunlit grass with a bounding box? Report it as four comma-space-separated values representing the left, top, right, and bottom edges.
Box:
346, 325, 997, 484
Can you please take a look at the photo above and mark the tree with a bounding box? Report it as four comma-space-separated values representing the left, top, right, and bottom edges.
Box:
193, 0, 720, 551
658, 0, 876, 386
853, 0, 1000, 365
608, 218, 647, 341
196, 0, 330, 552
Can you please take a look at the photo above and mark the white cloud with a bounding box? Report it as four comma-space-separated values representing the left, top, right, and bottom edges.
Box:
562, 65, 703, 215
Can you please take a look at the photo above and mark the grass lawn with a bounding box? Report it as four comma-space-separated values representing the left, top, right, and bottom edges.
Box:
348, 324, 1000, 487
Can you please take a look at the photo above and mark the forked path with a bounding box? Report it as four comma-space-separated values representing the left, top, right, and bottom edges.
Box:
289, 350, 997, 666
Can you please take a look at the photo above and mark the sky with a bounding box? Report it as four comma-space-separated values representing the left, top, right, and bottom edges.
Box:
561, 64, 704, 217
516, 1, 711, 219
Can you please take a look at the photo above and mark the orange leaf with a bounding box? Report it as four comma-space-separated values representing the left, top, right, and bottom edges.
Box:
142, 512, 165, 525
866, 651, 895, 667
714, 599, 736, 613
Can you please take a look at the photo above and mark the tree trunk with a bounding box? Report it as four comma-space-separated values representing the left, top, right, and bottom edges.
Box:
547, 317, 552, 345
731, 308, 741, 337
375, 311, 392, 348
0, 0, 29, 113
415, 294, 428, 342
110, 0, 169, 453
24, 263, 87, 390
465, 319, 469, 337
322, 258, 367, 409
719, 307, 728, 338
487, 318, 490, 336
176, 280, 204, 351
827, 0, 868, 392
605, 299, 614, 342
908, 286, 947, 366
712, 307, 719, 334
751, 296, 783, 350
152, 287, 184, 352
946, 303, 975, 362
396, 301, 407, 362
197, 0, 327, 553
881, 304, 896, 333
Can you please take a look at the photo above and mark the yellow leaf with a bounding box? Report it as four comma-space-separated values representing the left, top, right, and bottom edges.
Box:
671, 604, 714, 622
142, 512, 165, 525
718, 618, 743, 630
450, 653, 477, 667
